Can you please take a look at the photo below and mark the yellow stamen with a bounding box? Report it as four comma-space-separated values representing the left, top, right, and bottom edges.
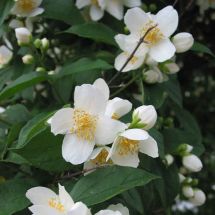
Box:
91, 0, 99, 6
71, 109, 97, 141
141, 21, 164, 45
17, 0, 36, 12
112, 113, 119, 120
48, 198, 65, 212
91, 149, 112, 165
118, 137, 139, 155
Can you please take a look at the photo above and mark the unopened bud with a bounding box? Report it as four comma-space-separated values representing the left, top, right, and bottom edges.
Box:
15, 27, 31, 45
182, 186, 194, 198
36, 67, 46, 72
182, 154, 203, 172
22, 54, 34, 64
41, 38, 49, 50
34, 39, 42, 49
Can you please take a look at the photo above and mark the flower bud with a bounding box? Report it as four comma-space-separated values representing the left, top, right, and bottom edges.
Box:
34, 39, 42, 49
182, 186, 194, 198
36, 67, 46, 72
178, 173, 185, 183
41, 38, 50, 50
189, 189, 206, 206
182, 154, 203, 172
172, 33, 194, 53
22, 54, 34, 64
0, 45, 13, 66
133, 105, 157, 130
143, 69, 161, 84
15, 27, 32, 45
165, 62, 180, 74
165, 154, 174, 166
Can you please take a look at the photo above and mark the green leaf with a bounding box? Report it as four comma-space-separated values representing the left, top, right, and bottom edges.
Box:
66, 23, 117, 46
0, 179, 37, 215
0, 67, 13, 91
0, 0, 14, 26
17, 112, 54, 149
42, 0, 84, 25
0, 72, 47, 101
71, 166, 158, 206
56, 58, 113, 78
14, 129, 71, 172
191, 41, 215, 57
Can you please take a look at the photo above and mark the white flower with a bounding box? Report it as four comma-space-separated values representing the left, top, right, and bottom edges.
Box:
96, 203, 129, 215
133, 105, 157, 130
0, 45, 13, 66
22, 54, 34, 64
189, 189, 206, 206
165, 62, 180, 74
26, 184, 91, 215
83, 146, 112, 172
50, 79, 127, 165
165, 154, 174, 166
105, 97, 132, 120
0, 107, 6, 114
11, 0, 44, 17
182, 186, 194, 198
108, 129, 158, 168
75, 0, 141, 21
182, 154, 203, 172
15, 27, 32, 45
120, 6, 178, 62
143, 67, 164, 84
172, 33, 194, 53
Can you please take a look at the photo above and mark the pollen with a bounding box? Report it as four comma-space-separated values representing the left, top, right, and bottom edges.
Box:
71, 109, 97, 141
91, 0, 99, 7
48, 198, 65, 212
17, 0, 36, 12
141, 21, 164, 45
92, 149, 113, 165
112, 113, 119, 120
118, 137, 139, 155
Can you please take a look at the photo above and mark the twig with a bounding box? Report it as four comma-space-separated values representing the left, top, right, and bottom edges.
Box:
173, 0, 179, 7
180, 0, 194, 17
108, 25, 158, 85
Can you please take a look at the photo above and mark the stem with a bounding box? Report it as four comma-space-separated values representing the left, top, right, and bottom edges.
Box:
108, 25, 158, 85
173, 0, 179, 6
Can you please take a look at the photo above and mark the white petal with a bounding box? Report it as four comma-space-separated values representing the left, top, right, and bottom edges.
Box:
182, 154, 203, 172
165, 62, 180, 74
106, 0, 124, 20
32, 0, 43, 7
123, 0, 141, 8
68, 202, 91, 215
95, 116, 127, 145
107, 203, 129, 215
155, 6, 178, 37
50, 108, 74, 135
93, 78, 109, 101
139, 136, 158, 158
90, 5, 104, 21
120, 129, 149, 141
0, 45, 13, 65
0, 107, 6, 113
95, 210, 121, 215
89, 146, 110, 160
149, 38, 176, 62
76, 0, 91, 9
28, 7, 44, 17
74, 84, 106, 115
114, 52, 145, 72
29, 205, 62, 215
124, 7, 150, 34
105, 97, 132, 118
62, 134, 95, 165
26, 187, 57, 205
189, 189, 206, 206
58, 184, 74, 211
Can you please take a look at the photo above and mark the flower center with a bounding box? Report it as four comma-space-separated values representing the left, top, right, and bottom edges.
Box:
92, 149, 112, 165
112, 113, 119, 120
141, 21, 164, 45
91, 0, 99, 6
71, 109, 97, 141
48, 198, 65, 213
17, 0, 36, 12
118, 137, 139, 155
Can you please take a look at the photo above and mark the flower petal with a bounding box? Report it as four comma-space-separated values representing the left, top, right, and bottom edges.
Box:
90, 5, 104, 21
58, 184, 74, 211
62, 134, 95, 164
139, 136, 158, 158
149, 38, 176, 62
124, 7, 150, 34
76, 0, 91, 9
120, 129, 149, 141
50, 108, 74, 135
29, 205, 62, 215
89, 146, 110, 160
155, 6, 178, 37
95, 210, 121, 215
93, 78, 109, 101
68, 202, 91, 215
95, 116, 127, 145
107, 203, 129, 215
114, 52, 145, 72
26, 187, 57, 205
74, 84, 106, 115
28, 8, 44, 17
106, 0, 124, 20
123, 0, 141, 8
